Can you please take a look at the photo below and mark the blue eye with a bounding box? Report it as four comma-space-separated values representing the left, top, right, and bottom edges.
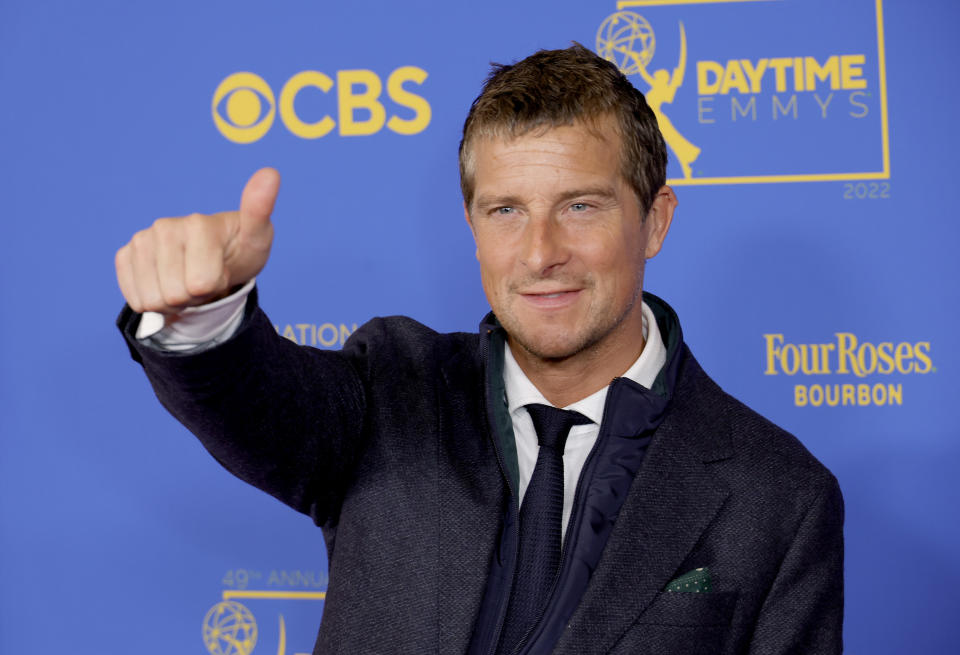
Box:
570, 203, 588, 211
496, 207, 515, 215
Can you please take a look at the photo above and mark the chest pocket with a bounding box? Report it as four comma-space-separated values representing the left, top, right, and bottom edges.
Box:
636, 589, 738, 627
606, 591, 738, 655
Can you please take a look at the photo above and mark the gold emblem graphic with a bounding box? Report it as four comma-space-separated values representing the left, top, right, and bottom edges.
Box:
202, 601, 258, 655
212, 73, 277, 144
204, 590, 319, 655
597, 12, 700, 179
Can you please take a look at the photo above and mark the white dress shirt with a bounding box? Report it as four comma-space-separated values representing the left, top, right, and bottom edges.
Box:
502, 302, 666, 539
137, 286, 667, 542
135, 278, 255, 346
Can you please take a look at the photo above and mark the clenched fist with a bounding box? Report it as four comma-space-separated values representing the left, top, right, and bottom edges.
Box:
115, 168, 280, 314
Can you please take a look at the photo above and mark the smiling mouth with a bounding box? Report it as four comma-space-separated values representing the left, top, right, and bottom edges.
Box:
519, 289, 583, 308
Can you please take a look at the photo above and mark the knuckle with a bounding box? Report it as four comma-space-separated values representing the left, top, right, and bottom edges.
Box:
184, 213, 209, 230
152, 216, 185, 246
130, 229, 153, 250
151, 216, 171, 231
184, 273, 218, 297
186, 213, 221, 242
161, 287, 190, 308
139, 290, 166, 312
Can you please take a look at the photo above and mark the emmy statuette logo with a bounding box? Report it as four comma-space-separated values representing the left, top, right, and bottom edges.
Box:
203, 601, 259, 655
594, 0, 890, 186
597, 12, 700, 180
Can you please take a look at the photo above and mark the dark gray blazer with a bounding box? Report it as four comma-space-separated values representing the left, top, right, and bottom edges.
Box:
119, 295, 843, 655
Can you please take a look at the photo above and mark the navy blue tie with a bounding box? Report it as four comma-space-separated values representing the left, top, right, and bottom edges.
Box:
497, 403, 592, 654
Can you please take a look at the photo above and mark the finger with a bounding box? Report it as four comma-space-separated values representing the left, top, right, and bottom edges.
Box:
183, 212, 228, 300
115, 244, 143, 312
238, 167, 281, 235
128, 229, 168, 313
153, 217, 191, 309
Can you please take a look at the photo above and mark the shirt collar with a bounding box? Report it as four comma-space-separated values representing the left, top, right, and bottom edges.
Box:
502, 300, 667, 424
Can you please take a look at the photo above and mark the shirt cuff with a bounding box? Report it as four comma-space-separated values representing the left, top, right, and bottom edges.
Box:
135, 278, 255, 351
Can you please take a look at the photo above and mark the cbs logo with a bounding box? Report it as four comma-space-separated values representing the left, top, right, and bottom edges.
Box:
212, 66, 431, 144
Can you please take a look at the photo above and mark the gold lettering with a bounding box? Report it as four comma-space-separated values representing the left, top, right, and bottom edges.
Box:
819, 343, 835, 374
871, 383, 886, 405
772, 94, 797, 120
894, 342, 914, 374
793, 57, 804, 92
340, 323, 357, 345
813, 92, 834, 119
825, 384, 840, 406
856, 342, 877, 377
794, 385, 808, 406
808, 384, 823, 406
696, 54, 869, 96
914, 342, 933, 373
731, 95, 757, 121
781, 343, 800, 375
876, 342, 895, 374
840, 54, 867, 89
698, 96, 716, 123
835, 332, 859, 375
849, 90, 869, 118
842, 384, 855, 406
387, 66, 431, 135
296, 323, 312, 345
768, 58, 792, 93
764, 334, 784, 374
318, 322, 339, 347
799, 344, 820, 375
804, 56, 840, 91
721, 60, 751, 95
697, 61, 724, 95
887, 384, 903, 405
740, 58, 768, 93
337, 69, 386, 136
279, 71, 336, 139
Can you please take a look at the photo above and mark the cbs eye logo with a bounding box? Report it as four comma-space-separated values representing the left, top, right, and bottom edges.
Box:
212, 73, 276, 144
212, 67, 431, 144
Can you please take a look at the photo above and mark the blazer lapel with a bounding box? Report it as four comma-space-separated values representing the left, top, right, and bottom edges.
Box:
558, 400, 732, 653
437, 349, 507, 652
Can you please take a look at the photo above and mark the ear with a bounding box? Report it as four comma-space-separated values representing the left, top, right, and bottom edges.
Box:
463, 202, 480, 261
643, 185, 677, 259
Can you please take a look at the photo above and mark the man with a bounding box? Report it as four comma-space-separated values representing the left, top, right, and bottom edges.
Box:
116, 45, 843, 654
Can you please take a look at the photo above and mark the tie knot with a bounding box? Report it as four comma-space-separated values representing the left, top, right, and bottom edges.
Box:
525, 403, 592, 452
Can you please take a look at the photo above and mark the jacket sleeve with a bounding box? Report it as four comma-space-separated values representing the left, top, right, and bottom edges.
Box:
747, 473, 845, 654
117, 288, 368, 527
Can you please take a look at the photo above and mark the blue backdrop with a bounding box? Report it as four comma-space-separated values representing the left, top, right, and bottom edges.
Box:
1, 1, 958, 653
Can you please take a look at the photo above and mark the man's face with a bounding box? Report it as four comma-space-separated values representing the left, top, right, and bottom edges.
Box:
465, 120, 675, 365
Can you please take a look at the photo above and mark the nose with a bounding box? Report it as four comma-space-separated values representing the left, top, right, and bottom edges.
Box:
520, 215, 568, 275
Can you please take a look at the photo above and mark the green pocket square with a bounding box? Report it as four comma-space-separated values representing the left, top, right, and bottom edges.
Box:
665, 567, 712, 593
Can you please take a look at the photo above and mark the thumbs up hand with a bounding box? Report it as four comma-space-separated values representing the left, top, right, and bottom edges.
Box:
115, 168, 280, 314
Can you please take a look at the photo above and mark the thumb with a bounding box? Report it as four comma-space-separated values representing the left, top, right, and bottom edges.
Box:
238, 167, 281, 232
